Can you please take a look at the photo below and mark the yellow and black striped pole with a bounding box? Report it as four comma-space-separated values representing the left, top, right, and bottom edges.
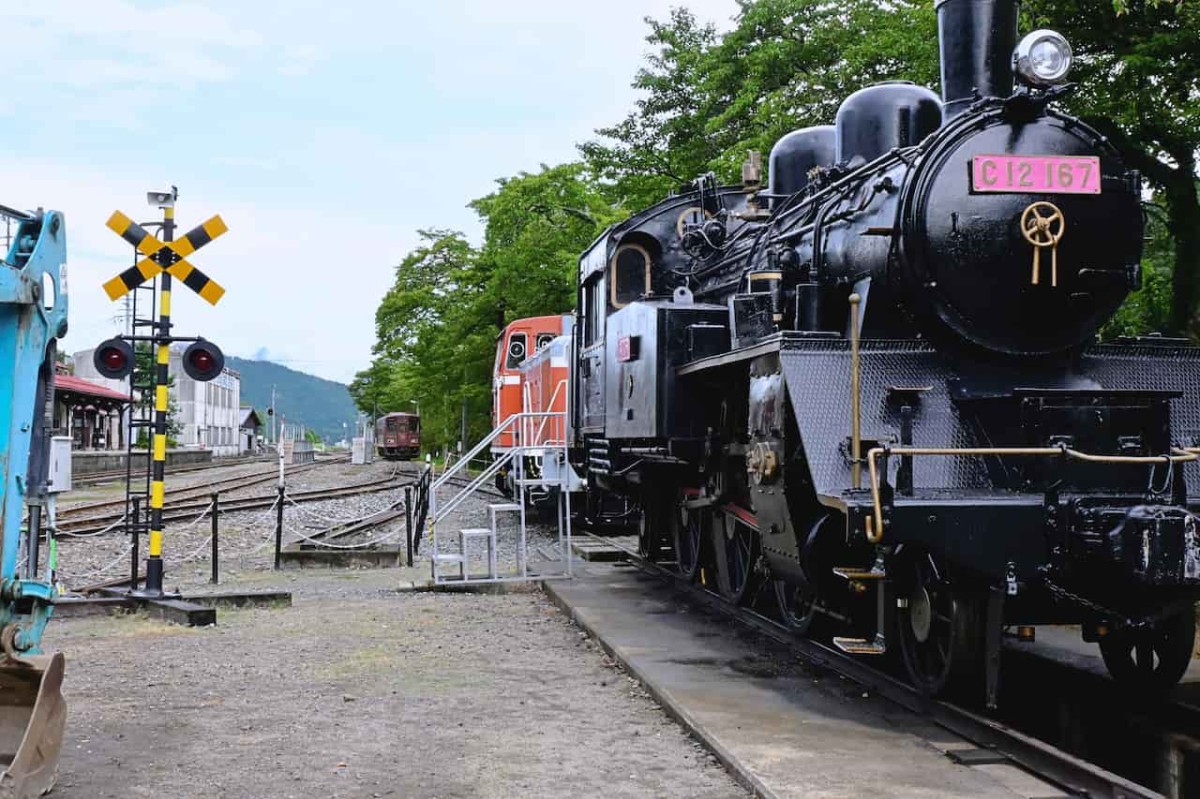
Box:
143, 205, 175, 596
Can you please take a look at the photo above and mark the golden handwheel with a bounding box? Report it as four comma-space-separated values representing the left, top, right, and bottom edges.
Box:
1020, 201, 1065, 287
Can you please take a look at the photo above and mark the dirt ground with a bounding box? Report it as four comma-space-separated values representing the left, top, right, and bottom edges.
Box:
44, 567, 748, 799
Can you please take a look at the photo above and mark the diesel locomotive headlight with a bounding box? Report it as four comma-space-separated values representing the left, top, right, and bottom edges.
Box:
1013, 30, 1073, 87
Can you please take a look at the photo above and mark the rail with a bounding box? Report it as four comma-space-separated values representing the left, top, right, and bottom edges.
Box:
865, 444, 1200, 543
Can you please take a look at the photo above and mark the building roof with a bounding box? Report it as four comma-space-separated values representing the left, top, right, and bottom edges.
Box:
240, 407, 263, 428
54, 374, 130, 404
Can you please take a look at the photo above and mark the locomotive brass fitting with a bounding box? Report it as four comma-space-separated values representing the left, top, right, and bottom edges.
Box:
747, 441, 779, 485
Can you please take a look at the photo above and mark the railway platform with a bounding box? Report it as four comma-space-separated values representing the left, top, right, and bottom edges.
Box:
547, 561, 1110, 799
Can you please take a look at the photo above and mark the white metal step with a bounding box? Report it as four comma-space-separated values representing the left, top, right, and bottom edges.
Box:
488, 503, 521, 513
832, 636, 887, 655
433, 553, 465, 565
460, 528, 492, 539
832, 566, 886, 581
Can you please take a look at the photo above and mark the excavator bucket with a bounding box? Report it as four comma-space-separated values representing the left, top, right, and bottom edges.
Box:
0, 654, 65, 799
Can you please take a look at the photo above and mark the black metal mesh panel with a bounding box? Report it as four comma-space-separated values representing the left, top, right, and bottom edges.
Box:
781, 337, 1200, 496
781, 338, 988, 494
1082, 343, 1200, 490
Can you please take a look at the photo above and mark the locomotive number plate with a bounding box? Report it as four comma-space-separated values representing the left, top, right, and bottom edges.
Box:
971, 154, 1101, 194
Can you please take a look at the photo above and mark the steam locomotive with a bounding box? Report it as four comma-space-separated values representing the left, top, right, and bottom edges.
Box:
569, 0, 1199, 703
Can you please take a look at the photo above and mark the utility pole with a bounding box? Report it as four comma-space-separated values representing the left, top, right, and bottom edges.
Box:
270, 384, 276, 444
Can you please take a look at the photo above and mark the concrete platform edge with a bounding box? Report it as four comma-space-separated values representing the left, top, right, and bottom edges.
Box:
542, 578, 774, 799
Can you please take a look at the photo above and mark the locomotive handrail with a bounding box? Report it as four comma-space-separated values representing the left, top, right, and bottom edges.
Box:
864, 444, 1200, 543
523, 379, 569, 449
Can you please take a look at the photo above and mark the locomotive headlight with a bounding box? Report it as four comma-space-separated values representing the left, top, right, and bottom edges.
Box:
1013, 30, 1073, 87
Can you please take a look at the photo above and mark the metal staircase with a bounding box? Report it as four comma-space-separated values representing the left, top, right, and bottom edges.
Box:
428, 407, 575, 585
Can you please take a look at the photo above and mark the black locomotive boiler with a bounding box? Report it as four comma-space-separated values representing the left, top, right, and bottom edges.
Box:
569, 0, 1199, 703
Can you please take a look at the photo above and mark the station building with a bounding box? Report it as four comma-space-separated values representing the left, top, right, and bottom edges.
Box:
51, 366, 130, 451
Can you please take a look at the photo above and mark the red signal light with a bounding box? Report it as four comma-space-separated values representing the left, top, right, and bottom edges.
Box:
93, 338, 134, 380
101, 347, 127, 371
189, 349, 214, 373
182, 340, 225, 382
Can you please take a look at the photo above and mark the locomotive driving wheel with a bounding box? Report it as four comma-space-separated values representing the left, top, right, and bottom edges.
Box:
775, 579, 821, 635
717, 513, 761, 605
895, 551, 982, 696
1098, 608, 1196, 693
673, 502, 709, 583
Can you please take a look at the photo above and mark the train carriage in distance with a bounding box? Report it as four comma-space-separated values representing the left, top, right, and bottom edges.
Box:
375, 411, 420, 460
567, 0, 1200, 706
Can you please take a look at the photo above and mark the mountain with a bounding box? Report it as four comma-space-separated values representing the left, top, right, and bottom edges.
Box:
227, 357, 358, 442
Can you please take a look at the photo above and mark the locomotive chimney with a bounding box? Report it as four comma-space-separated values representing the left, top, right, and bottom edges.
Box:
936, 0, 1020, 118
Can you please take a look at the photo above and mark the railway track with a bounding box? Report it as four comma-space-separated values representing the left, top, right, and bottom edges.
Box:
59, 458, 340, 519
290, 469, 506, 548
590, 533, 1181, 799
71, 455, 278, 487
59, 469, 411, 537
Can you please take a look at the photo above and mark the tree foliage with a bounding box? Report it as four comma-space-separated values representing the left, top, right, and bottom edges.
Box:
359, 0, 1199, 451
353, 166, 619, 452
1024, 0, 1200, 335
580, 1, 938, 208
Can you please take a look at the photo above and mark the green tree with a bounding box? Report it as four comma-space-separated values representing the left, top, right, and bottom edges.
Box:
580, 1, 937, 206
471, 163, 625, 320
356, 166, 618, 452
579, 8, 721, 208
1023, 0, 1200, 336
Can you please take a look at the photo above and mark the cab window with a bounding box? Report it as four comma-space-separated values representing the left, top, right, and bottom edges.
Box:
505, 333, 527, 368
535, 333, 554, 351
610, 244, 651, 308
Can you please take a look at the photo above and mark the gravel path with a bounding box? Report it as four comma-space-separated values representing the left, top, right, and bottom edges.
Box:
44, 569, 747, 798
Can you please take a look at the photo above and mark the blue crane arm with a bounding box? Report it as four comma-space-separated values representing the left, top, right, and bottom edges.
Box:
0, 209, 67, 653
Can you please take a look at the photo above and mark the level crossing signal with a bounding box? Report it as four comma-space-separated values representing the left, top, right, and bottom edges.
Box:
102, 211, 227, 305
93, 338, 134, 380
97, 190, 230, 599
182, 340, 225, 381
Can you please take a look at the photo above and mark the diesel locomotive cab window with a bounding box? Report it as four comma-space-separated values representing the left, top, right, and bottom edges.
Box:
535, 333, 554, 351
506, 333, 527, 368
610, 244, 651, 308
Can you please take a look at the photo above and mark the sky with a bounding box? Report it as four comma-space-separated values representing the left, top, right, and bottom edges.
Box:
1, 0, 738, 384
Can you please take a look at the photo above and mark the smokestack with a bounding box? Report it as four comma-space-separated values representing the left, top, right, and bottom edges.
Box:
936, 0, 1020, 118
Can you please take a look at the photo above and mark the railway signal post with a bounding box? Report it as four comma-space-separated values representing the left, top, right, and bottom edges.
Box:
96, 187, 228, 598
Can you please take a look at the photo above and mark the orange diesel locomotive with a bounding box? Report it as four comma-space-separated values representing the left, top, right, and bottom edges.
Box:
491, 315, 571, 453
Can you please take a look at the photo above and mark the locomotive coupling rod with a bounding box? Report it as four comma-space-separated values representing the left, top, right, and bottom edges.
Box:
864, 445, 1199, 543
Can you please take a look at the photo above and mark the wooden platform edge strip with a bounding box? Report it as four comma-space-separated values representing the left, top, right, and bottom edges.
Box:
541, 577, 779, 799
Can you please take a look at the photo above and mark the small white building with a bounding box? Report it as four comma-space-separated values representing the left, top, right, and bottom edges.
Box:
71, 346, 243, 457
173, 352, 241, 457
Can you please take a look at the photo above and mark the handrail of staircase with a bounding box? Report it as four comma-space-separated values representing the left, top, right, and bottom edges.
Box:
433, 450, 513, 523
430, 411, 569, 524
529, 379, 568, 448
432, 414, 519, 492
